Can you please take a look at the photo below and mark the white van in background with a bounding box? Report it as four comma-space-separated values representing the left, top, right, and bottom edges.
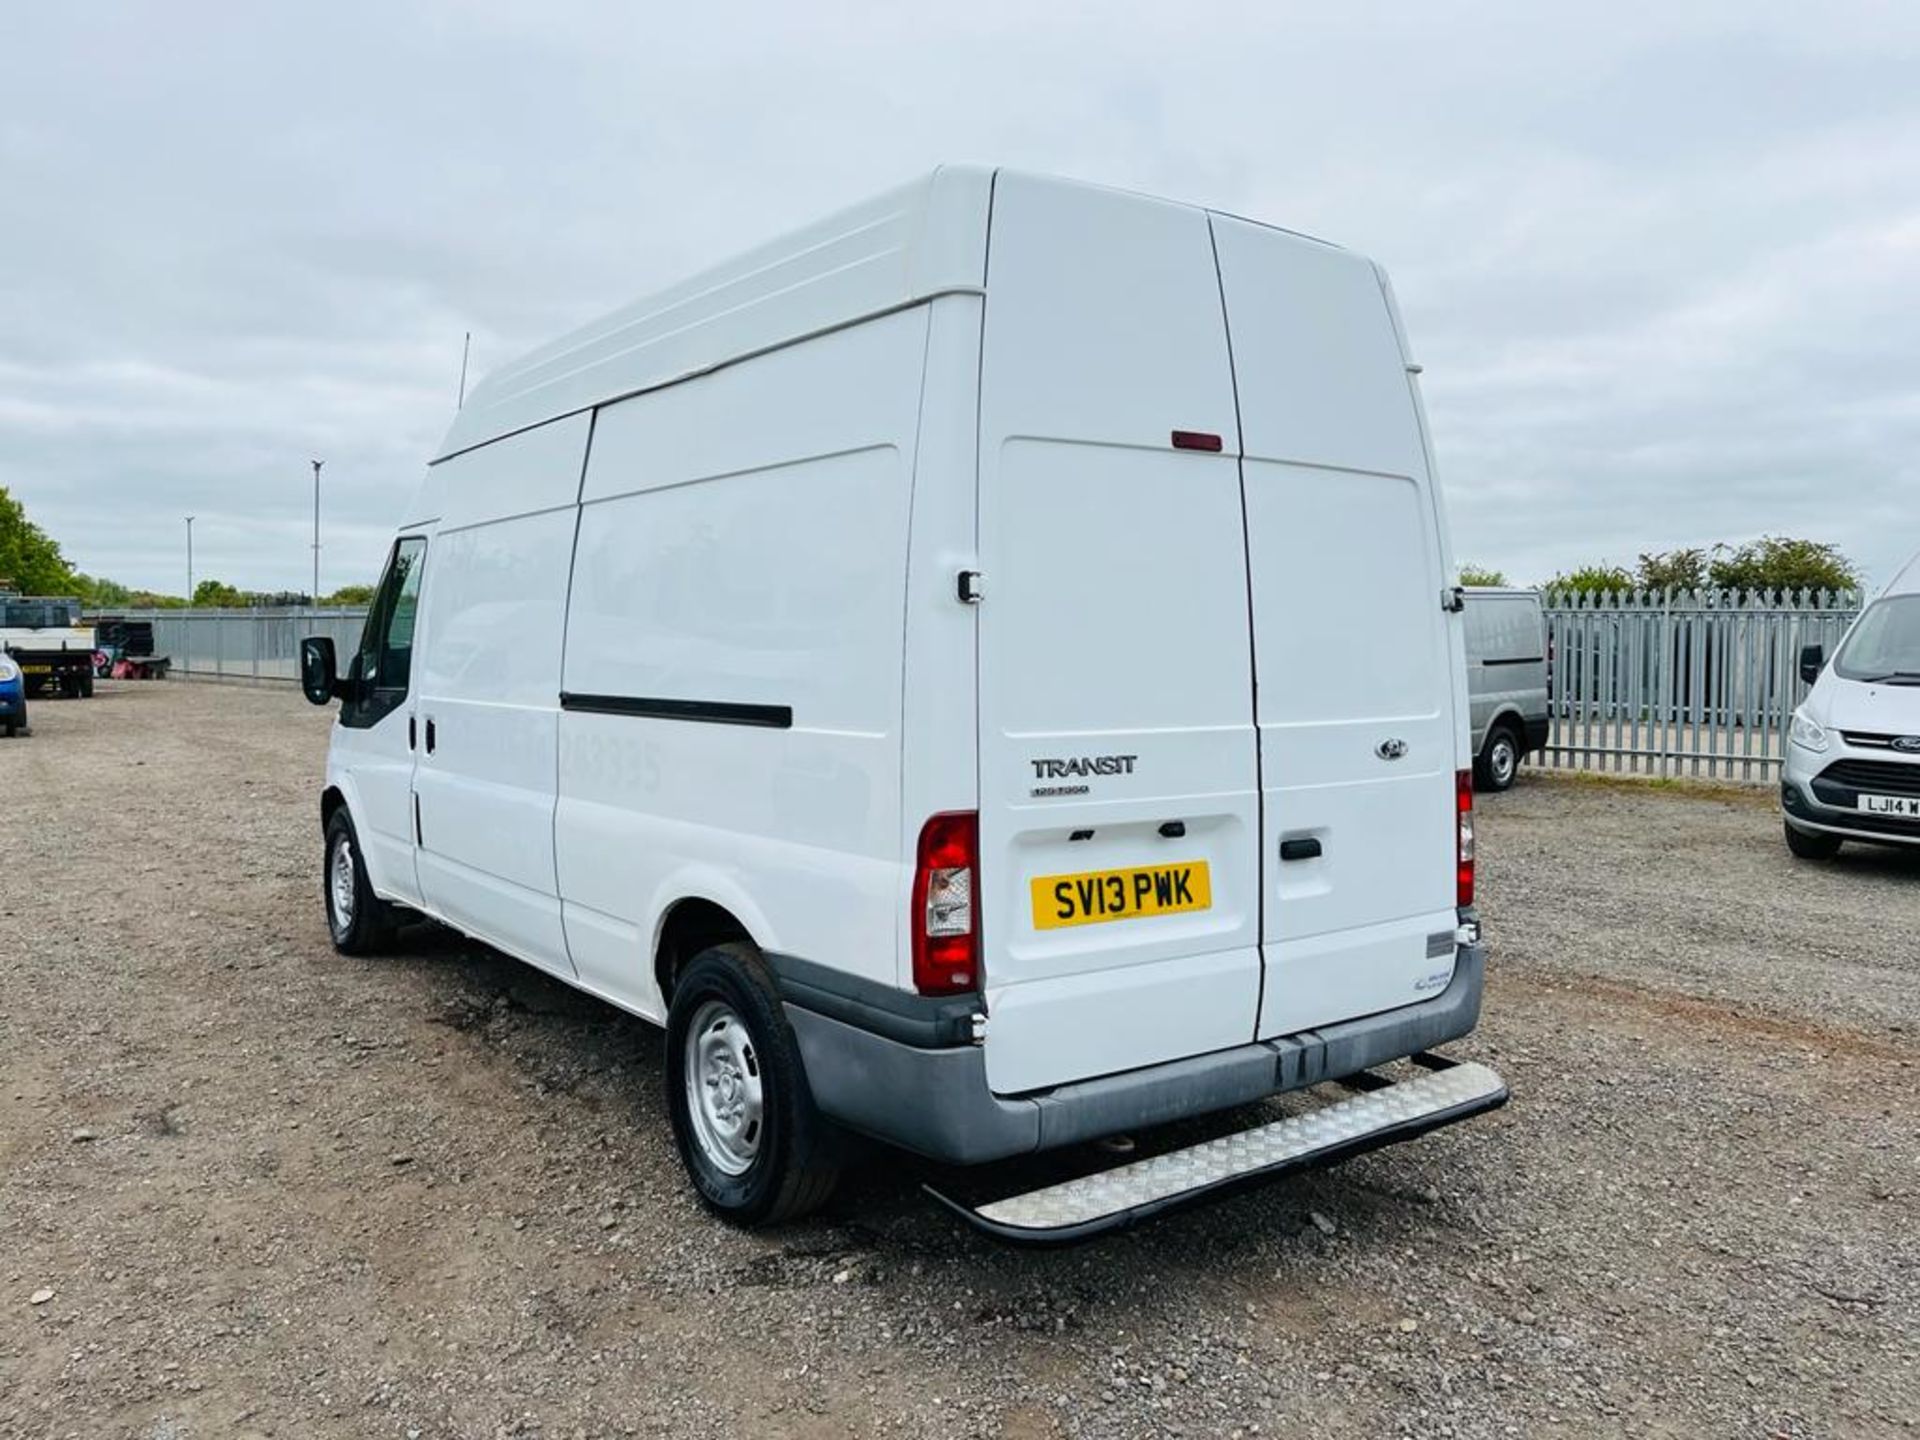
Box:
301, 168, 1505, 1241
1783, 550, 1920, 858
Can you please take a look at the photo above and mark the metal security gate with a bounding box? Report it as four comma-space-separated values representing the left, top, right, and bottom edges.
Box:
1542, 589, 1860, 783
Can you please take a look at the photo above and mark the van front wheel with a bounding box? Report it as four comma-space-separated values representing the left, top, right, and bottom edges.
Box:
323, 809, 397, 955
666, 943, 841, 1227
1784, 820, 1842, 861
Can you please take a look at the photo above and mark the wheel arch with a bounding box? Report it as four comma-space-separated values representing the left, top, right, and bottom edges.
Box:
1480, 705, 1526, 753
653, 895, 762, 1008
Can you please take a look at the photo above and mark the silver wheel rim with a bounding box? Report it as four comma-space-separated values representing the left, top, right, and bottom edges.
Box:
329, 834, 356, 932
683, 1000, 764, 1175
1491, 737, 1517, 786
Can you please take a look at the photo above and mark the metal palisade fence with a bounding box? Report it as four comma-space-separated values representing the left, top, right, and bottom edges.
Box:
1542, 588, 1861, 782
120, 608, 371, 683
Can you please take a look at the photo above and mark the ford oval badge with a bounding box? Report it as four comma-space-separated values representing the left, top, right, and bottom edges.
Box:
1893, 736, 1920, 753
1376, 738, 1409, 761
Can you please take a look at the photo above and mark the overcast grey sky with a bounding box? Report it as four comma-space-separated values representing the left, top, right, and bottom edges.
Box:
3, 2, 1916, 595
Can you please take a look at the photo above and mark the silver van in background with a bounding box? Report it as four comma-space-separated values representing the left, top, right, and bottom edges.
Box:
1780, 549, 1920, 859
1463, 587, 1550, 791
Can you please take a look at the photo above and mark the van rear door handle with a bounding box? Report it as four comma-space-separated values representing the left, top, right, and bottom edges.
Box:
1280, 837, 1322, 862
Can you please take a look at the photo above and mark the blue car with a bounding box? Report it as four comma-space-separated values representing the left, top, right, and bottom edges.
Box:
0, 654, 26, 737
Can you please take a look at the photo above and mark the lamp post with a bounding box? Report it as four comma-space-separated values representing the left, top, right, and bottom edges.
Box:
309, 459, 323, 604
185, 515, 195, 602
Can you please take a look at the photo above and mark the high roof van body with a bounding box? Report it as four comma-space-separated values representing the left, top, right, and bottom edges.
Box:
302, 168, 1505, 1239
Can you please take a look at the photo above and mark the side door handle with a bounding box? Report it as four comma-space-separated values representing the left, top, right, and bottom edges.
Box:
1280, 836, 1322, 862
408, 715, 417, 751
424, 717, 436, 754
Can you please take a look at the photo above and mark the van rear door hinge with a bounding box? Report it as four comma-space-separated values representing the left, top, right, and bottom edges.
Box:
957, 570, 985, 605
1442, 586, 1465, 613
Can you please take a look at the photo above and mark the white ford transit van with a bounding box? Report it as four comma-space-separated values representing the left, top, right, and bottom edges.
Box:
300, 168, 1505, 1241
1783, 551, 1920, 858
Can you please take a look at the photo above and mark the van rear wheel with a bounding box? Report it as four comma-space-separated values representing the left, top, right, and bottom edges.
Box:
666, 943, 841, 1227
1475, 723, 1522, 792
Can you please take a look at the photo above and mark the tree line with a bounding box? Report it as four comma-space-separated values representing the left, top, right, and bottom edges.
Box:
3, 480, 1870, 612
1459, 537, 1862, 595
0, 485, 374, 609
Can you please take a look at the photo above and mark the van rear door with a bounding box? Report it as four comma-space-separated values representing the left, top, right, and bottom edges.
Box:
974, 176, 1263, 1096
1210, 217, 1461, 1037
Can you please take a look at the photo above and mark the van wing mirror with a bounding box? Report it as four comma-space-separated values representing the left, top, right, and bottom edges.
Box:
1798, 644, 1824, 686
300, 636, 339, 705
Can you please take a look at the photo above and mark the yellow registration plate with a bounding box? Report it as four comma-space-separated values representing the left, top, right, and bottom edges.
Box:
1030, 861, 1212, 930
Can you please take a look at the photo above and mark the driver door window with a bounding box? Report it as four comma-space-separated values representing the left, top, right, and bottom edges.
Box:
343, 537, 427, 729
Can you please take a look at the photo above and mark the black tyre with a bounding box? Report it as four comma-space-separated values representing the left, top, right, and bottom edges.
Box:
666, 943, 841, 1227
1784, 820, 1842, 861
78, 671, 94, 698
2, 719, 15, 739
1475, 723, 1523, 793
323, 808, 397, 954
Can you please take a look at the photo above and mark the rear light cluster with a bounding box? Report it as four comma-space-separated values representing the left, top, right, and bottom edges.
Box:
912, 812, 979, 996
1456, 769, 1475, 907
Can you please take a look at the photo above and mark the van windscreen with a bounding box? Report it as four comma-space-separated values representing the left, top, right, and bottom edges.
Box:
1835, 595, 1920, 683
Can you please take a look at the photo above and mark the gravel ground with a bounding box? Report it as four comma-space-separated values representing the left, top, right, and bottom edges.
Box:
1, 681, 1914, 1439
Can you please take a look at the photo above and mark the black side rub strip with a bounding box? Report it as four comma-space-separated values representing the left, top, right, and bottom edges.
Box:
1480, 656, 1546, 668
559, 692, 792, 728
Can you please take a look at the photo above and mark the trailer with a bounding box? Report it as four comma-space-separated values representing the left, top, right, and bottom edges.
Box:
0, 594, 97, 698
91, 617, 171, 680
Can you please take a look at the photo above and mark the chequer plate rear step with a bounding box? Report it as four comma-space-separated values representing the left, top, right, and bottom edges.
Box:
926, 1055, 1508, 1246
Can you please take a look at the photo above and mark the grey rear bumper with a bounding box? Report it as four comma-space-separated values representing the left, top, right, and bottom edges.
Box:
784, 943, 1487, 1166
